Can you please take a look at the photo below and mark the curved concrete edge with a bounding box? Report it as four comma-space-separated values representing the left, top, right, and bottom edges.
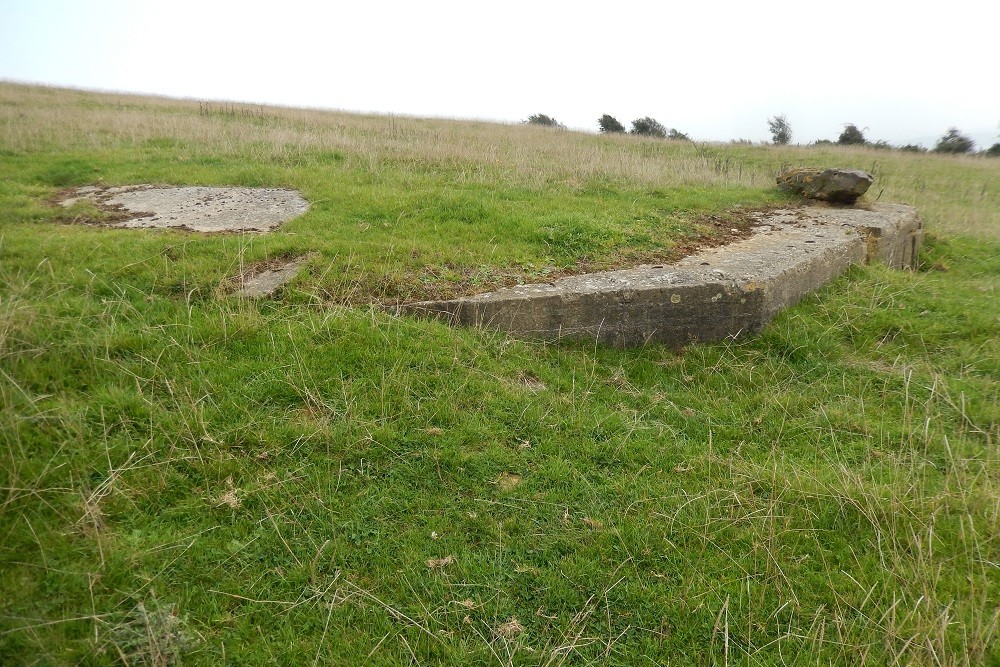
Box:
396, 203, 923, 348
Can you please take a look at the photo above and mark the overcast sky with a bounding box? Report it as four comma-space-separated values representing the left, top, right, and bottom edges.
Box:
2, 0, 998, 148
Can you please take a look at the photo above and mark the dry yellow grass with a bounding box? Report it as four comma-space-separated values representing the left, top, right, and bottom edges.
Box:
2, 81, 998, 240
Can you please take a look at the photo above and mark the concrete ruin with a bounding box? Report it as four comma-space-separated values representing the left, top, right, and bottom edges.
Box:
232, 253, 316, 298
60, 185, 308, 233
398, 203, 923, 348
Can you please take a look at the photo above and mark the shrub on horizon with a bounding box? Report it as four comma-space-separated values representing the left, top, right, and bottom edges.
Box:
667, 128, 690, 141
986, 143, 1000, 157
933, 127, 975, 154
597, 114, 626, 134
630, 117, 667, 139
837, 124, 866, 145
526, 114, 563, 128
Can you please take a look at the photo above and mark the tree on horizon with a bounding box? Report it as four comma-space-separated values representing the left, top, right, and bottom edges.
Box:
526, 114, 563, 128
630, 117, 667, 138
837, 123, 866, 145
933, 127, 975, 154
767, 114, 792, 145
597, 114, 626, 134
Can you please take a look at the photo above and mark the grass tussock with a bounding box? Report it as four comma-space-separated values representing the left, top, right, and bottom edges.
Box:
0, 82, 999, 665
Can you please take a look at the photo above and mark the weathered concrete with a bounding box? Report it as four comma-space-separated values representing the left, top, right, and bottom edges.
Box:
233, 254, 315, 298
61, 185, 308, 233
398, 203, 923, 348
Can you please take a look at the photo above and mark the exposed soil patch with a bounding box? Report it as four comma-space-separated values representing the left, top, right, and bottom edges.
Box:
51, 185, 154, 226
517, 372, 546, 392
496, 472, 524, 491
53, 185, 308, 233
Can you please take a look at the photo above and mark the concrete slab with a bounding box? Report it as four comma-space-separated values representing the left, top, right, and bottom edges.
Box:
59, 185, 308, 233
398, 203, 923, 348
232, 253, 316, 298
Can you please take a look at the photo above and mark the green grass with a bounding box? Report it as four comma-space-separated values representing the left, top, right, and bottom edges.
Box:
1, 83, 999, 665
2, 147, 781, 305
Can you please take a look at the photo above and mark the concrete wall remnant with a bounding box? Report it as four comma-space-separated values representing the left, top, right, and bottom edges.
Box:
398, 203, 923, 348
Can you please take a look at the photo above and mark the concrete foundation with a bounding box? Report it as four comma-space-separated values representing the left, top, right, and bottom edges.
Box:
60, 185, 308, 233
398, 203, 923, 348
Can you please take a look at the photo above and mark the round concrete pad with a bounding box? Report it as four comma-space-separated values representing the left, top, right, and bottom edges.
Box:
68, 186, 308, 233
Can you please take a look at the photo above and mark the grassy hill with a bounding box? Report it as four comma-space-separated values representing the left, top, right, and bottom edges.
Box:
1, 82, 998, 665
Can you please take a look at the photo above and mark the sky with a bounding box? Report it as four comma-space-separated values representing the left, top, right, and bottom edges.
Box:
2, 0, 998, 148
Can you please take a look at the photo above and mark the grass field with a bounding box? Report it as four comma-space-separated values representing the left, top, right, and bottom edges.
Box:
1, 82, 999, 665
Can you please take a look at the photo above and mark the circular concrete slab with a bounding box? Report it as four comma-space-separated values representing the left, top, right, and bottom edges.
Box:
61, 185, 308, 233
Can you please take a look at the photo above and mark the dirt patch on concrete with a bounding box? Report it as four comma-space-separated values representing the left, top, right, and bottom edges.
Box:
54, 185, 308, 233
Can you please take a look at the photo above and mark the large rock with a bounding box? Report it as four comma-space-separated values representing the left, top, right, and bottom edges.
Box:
776, 167, 873, 204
